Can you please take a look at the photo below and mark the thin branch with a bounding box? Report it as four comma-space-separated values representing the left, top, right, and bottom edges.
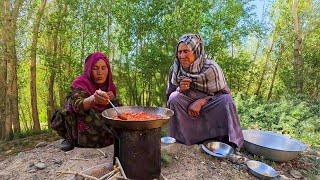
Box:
99, 167, 120, 180
96, 149, 107, 157
56, 171, 99, 180
115, 157, 128, 179
70, 157, 90, 161
106, 172, 121, 180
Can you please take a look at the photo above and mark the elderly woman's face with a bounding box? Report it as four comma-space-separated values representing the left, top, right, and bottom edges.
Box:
92, 59, 108, 85
177, 43, 196, 69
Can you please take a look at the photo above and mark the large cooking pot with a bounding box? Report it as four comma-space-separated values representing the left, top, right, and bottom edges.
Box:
102, 106, 174, 130
243, 130, 306, 162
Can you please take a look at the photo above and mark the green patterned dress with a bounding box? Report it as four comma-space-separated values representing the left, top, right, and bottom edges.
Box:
59, 89, 114, 148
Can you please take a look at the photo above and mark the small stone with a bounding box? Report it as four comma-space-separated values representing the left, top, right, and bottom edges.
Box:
34, 162, 47, 170
35, 142, 47, 148
279, 174, 291, 180
201, 161, 205, 164
53, 160, 63, 165
28, 169, 36, 173
174, 155, 178, 160
290, 170, 302, 179
240, 164, 248, 170
17, 152, 25, 158
309, 149, 320, 156
221, 161, 227, 166
28, 162, 34, 168
228, 154, 246, 164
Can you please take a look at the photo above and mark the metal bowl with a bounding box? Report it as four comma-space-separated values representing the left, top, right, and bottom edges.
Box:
161, 136, 176, 144
102, 106, 174, 130
201, 141, 234, 158
246, 160, 279, 179
243, 130, 306, 162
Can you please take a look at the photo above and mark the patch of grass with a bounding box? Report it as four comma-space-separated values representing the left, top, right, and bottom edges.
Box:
161, 125, 168, 137
0, 129, 60, 161
161, 151, 172, 167
13, 128, 53, 139
234, 95, 320, 146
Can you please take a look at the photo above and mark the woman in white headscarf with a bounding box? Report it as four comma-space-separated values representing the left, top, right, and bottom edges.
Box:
166, 34, 244, 148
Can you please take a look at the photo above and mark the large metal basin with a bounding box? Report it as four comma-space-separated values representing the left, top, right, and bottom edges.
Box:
243, 130, 306, 162
102, 106, 174, 130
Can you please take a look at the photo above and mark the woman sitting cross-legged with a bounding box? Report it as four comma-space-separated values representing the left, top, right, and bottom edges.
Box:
51, 52, 117, 151
166, 34, 244, 148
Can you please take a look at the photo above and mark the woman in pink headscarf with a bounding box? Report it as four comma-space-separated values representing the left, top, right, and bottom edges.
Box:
52, 52, 117, 151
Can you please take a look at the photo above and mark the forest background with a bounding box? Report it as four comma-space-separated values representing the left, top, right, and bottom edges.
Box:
0, 0, 319, 147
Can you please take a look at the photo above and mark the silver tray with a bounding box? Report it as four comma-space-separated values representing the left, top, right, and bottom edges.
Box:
201, 141, 234, 158
246, 160, 279, 179
161, 136, 176, 144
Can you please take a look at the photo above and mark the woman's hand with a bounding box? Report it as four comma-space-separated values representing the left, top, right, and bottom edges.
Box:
179, 78, 192, 93
106, 91, 115, 100
93, 89, 110, 106
83, 90, 112, 110
188, 98, 208, 117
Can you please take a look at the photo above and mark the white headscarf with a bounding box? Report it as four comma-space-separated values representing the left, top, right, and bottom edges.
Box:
171, 34, 227, 95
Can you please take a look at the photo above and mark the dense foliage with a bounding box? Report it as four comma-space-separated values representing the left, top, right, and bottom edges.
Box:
235, 94, 320, 146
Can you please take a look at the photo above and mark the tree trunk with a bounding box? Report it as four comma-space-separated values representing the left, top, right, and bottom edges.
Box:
47, 2, 66, 128
267, 44, 284, 100
5, 34, 14, 139
292, 0, 304, 94
30, 0, 47, 132
0, 3, 6, 139
147, 78, 151, 106
107, 0, 111, 51
2, 0, 24, 139
47, 71, 55, 129
11, 0, 24, 134
255, 29, 277, 96
245, 41, 260, 96
12, 46, 20, 133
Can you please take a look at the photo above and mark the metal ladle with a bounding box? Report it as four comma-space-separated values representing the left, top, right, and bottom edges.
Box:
107, 99, 127, 120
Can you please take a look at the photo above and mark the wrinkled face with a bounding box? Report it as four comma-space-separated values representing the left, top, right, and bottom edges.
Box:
91, 59, 108, 85
177, 43, 196, 69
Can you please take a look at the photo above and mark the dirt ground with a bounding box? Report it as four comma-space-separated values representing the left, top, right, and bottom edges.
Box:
0, 133, 319, 180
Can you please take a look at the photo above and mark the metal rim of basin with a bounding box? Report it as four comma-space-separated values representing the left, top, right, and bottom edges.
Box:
243, 129, 306, 152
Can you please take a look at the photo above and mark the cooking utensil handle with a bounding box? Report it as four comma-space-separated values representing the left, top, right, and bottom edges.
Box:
108, 99, 120, 114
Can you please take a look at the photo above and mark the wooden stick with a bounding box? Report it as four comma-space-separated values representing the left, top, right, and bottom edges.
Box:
96, 149, 107, 157
99, 167, 119, 180
115, 157, 128, 179
70, 157, 89, 161
56, 171, 99, 180
106, 172, 121, 180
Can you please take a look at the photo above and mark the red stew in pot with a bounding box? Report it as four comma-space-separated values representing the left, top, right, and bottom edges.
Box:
114, 112, 161, 121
